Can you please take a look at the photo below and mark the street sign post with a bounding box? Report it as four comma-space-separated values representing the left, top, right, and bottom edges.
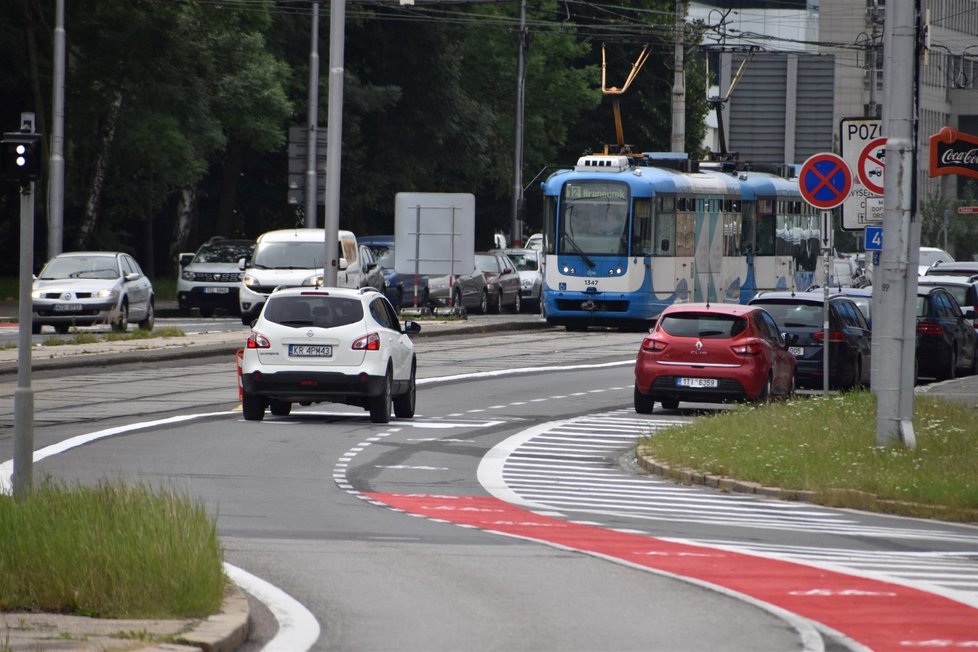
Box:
840, 117, 885, 230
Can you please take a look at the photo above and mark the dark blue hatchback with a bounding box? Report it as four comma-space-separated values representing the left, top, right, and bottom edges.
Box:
749, 291, 872, 390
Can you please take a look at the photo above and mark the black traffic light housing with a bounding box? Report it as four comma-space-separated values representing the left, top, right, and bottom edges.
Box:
2, 132, 43, 183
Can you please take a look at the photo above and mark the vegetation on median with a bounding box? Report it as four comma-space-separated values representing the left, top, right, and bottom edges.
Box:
638, 390, 978, 522
0, 481, 225, 618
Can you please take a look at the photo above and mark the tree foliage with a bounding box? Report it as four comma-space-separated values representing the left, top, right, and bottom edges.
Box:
0, 0, 710, 278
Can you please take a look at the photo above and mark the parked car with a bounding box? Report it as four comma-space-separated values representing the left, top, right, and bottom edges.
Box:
357, 244, 387, 294
923, 260, 978, 278
826, 286, 874, 329
915, 286, 978, 381
496, 247, 544, 313
525, 233, 543, 252
428, 252, 522, 314
239, 228, 364, 325
749, 291, 871, 390
358, 235, 430, 311
633, 302, 796, 413
31, 251, 155, 335
240, 286, 421, 423
918, 246, 955, 276
917, 275, 978, 334
176, 236, 255, 317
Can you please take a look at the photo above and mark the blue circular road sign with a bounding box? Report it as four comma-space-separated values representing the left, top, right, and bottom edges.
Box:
799, 153, 853, 210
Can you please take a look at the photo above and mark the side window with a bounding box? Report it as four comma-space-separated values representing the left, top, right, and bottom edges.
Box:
835, 301, 856, 328
752, 312, 775, 343
382, 299, 401, 331
944, 292, 963, 317
761, 311, 782, 342
121, 255, 137, 277
369, 298, 393, 329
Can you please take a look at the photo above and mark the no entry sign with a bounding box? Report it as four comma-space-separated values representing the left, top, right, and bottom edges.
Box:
799, 153, 853, 210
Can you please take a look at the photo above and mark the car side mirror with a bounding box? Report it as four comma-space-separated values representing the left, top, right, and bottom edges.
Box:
783, 332, 799, 347
403, 320, 422, 335
339, 258, 349, 271
965, 309, 977, 320
125, 272, 141, 282
239, 257, 248, 270
179, 253, 194, 267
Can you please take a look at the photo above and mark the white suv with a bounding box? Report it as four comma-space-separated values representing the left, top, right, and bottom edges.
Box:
240, 286, 421, 423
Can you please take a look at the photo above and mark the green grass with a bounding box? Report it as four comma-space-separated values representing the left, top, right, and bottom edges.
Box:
638, 390, 978, 522
40, 327, 185, 346
0, 481, 224, 619
0, 276, 177, 302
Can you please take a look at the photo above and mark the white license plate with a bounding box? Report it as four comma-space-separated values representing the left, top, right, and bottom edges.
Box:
204, 287, 229, 294
289, 344, 332, 357
677, 377, 717, 388
53, 303, 82, 312
789, 346, 804, 356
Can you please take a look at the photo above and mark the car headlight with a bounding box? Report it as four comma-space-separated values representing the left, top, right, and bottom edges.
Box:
31, 289, 43, 300
181, 269, 193, 281
521, 278, 532, 289
242, 274, 259, 288
93, 289, 119, 300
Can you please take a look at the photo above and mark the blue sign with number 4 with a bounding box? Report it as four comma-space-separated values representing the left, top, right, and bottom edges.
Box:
865, 226, 883, 251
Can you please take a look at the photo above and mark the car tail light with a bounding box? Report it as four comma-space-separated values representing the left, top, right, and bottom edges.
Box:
247, 332, 271, 349
731, 341, 764, 356
353, 332, 381, 351
812, 330, 847, 343
641, 338, 667, 352
916, 322, 944, 336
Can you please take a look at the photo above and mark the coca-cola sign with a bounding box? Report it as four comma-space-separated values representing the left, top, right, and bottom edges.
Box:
929, 127, 978, 180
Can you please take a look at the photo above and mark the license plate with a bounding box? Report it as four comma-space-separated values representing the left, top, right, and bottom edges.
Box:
53, 303, 82, 312
789, 346, 804, 356
288, 344, 332, 357
676, 377, 717, 388
204, 287, 229, 294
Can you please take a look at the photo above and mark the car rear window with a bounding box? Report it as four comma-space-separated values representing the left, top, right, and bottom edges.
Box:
658, 313, 748, 338
752, 301, 822, 328
264, 296, 364, 328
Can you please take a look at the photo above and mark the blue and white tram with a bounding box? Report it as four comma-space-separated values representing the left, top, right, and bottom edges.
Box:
540, 152, 815, 330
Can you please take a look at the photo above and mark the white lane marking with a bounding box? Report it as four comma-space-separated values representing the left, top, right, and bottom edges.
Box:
0, 411, 320, 652
224, 562, 321, 652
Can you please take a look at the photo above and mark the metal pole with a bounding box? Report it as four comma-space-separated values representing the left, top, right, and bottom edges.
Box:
671, 0, 687, 153
822, 251, 830, 395
305, 1, 321, 228
874, 0, 919, 448
47, 0, 65, 258
323, 0, 345, 286
510, 0, 527, 248
14, 178, 35, 499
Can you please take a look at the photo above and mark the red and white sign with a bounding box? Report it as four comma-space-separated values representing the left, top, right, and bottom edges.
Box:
799, 153, 853, 210
959, 206, 978, 215
856, 137, 886, 195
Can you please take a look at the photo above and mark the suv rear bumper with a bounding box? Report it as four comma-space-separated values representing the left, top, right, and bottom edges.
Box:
242, 369, 389, 402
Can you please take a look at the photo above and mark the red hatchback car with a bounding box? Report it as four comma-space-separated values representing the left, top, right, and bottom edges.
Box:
634, 303, 796, 413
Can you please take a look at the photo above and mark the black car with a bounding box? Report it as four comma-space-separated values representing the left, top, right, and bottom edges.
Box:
748, 291, 872, 390
915, 286, 978, 381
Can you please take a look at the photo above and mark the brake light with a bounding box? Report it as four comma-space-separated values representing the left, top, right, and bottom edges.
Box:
353, 332, 381, 351
812, 330, 847, 343
247, 332, 271, 349
641, 338, 667, 352
916, 322, 944, 336
731, 341, 764, 356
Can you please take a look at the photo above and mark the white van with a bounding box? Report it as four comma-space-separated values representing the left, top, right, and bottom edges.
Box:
238, 228, 362, 324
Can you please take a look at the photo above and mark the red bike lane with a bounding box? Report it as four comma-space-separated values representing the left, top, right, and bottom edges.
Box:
367, 492, 978, 651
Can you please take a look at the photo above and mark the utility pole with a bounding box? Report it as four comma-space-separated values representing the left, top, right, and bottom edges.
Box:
510, 0, 527, 248
874, 0, 921, 448
47, 0, 65, 258
322, 0, 345, 286
305, 1, 321, 228
671, 0, 687, 153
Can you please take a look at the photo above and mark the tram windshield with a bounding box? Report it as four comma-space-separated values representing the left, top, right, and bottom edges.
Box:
559, 181, 630, 256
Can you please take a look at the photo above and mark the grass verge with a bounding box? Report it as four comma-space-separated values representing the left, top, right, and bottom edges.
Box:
0, 481, 224, 618
638, 390, 978, 523
41, 327, 185, 347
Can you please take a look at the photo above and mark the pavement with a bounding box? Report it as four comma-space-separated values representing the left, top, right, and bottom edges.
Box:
1, 300, 975, 650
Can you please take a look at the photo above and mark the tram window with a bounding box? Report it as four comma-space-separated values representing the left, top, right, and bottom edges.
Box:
633, 199, 654, 255
543, 197, 557, 254
676, 213, 695, 256
756, 214, 776, 256
724, 213, 742, 256
655, 212, 675, 256
661, 196, 674, 212
732, 200, 740, 212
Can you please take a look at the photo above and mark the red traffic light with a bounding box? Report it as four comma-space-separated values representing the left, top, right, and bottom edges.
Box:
2, 132, 43, 183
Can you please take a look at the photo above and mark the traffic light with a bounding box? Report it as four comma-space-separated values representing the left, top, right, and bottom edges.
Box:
2, 132, 43, 183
